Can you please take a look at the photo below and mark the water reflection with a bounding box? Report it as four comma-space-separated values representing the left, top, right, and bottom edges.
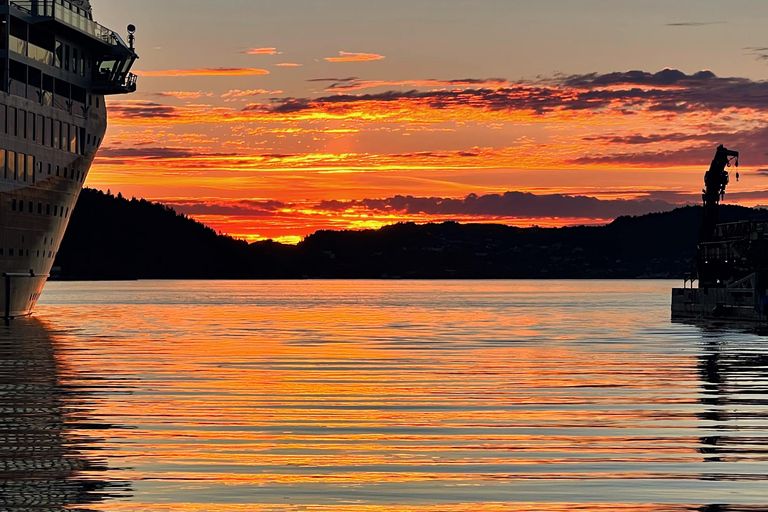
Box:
25, 280, 768, 511
697, 331, 768, 467
0, 318, 129, 511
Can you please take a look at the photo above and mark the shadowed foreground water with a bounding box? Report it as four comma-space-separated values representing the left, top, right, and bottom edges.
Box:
4, 280, 768, 511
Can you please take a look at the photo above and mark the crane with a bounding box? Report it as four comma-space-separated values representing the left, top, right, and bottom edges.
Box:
699, 145, 739, 243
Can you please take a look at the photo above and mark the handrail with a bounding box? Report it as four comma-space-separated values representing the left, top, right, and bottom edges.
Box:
2, 0, 124, 47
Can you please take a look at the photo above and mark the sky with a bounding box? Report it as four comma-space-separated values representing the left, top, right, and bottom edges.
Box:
89, 0, 768, 243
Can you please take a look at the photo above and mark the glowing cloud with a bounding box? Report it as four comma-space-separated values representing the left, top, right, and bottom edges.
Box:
221, 89, 284, 99
325, 51, 386, 63
276, 63, 303, 67
245, 47, 281, 55
136, 68, 270, 77
156, 91, 214, 99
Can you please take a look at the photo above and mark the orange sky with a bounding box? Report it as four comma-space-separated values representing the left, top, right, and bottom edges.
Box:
90, 2, 768, 244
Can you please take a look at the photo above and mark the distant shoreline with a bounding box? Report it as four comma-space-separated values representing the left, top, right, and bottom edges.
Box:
54, 189, 768, 281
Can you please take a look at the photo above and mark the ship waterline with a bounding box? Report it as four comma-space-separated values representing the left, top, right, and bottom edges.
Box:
0, 0, 137, 317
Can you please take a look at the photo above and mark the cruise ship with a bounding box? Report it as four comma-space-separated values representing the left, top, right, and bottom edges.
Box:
0, 0, 137, 318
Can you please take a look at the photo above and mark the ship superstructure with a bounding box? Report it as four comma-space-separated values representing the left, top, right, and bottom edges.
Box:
0, 0, 137, 318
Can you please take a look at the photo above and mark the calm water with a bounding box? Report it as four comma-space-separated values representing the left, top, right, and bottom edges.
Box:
2, 280, 768, 511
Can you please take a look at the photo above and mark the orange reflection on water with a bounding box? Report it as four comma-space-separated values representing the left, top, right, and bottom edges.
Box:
30, 280, 768, 509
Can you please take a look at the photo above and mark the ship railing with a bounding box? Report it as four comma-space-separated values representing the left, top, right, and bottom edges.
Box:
2, 0, 123, 47
92, 70, 137, 94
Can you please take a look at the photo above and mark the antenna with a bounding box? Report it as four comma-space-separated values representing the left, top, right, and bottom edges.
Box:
127, 24, 136, 50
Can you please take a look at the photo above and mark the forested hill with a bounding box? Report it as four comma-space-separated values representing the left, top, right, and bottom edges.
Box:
55, 188, 768, 280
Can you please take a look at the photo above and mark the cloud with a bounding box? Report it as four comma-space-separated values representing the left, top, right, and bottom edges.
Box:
245, 47, 281, 55
666, 21, 727, 27
325, 51, 386, 63
155, 91, 214, 99
317, 191, 679, 220
221, 89, 283, 99
276, 63, 302, 67
157, 191, 681, 223
107, 101, 183, 119
97, 147, 199, 159
320, 78, 509, 92
136, 68, 270, 77
165, 199, 287, 217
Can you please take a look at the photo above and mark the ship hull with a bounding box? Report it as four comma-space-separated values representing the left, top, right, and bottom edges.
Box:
0, 97, 106, 318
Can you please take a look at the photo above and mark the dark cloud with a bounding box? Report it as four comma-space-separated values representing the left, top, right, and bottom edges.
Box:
317, 191, 680, 220
262, 69, 768, 117
666, 21, 727, 27
98, 147, 198, 159
307, 77, 359, 83
109, 101, 182, 119
572, 125, 768, 166
165, 199, 287, 218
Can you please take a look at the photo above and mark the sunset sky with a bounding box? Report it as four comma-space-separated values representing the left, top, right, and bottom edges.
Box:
91, 0, 768, 243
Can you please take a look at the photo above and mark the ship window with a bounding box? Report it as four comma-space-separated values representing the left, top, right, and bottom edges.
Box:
65, 207, 69, 217
42, 75, 53, 106
17, 153, 25, 181
26, 68, 41, 102
72, 48, 78, 74
72, 86, 86, 118
9, 249, 13, 257
0, 106, 5, 135
62, 123, 69, 151
0, 19, 7, 52
11, 199, 16, 211
53, 205, 57, 216
60, 207, 64, 218
18, 200, 22, 212
79, 127, 86, 154
17, 109, 25, 139
9, 60, 26, 98
28, 201, 32, 213
54, 120, 61, 149
46, 204, 50, 215
36, 114, 43, 145
64, 44, 70, 71
28, 25, 54, 66
7, 107, 15, 137
9, 17, 27, 57
37, 250, 39, 257
70, 126, 77, 153
27, 156, 34, 183
37, 203, 42, 214
54, 79, 69, 111
55, 165, 60, 176
47, 163, 51, 175
27, 112, 35, 141
7, 151, 14, 180
54, 40, 62, 68
0, 150, 5, 179
0, 249, 3, 256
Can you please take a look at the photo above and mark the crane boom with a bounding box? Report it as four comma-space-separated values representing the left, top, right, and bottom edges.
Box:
699, 145, 739, 243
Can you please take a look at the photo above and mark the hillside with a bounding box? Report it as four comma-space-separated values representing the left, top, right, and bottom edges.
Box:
54, 189, 768, 280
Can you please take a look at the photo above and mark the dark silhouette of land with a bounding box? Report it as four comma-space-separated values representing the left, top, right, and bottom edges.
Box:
54, 188, 768, 280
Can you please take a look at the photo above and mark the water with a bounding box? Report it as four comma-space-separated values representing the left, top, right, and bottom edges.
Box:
2, 280, 768, 511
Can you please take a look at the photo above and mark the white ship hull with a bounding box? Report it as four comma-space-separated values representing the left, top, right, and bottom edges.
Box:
0, 1, 137, 317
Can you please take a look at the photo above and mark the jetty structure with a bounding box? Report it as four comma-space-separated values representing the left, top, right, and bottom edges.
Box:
0, 0, 137, 318
670, 145, 768, 322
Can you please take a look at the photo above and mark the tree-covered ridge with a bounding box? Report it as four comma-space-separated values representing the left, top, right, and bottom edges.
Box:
55, 189, 768, 280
